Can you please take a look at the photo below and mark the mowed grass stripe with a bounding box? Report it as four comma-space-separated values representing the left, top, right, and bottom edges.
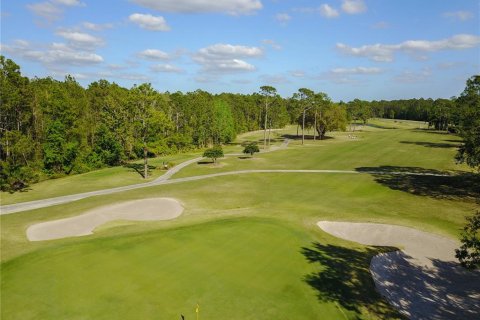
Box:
173, 128, 466, 178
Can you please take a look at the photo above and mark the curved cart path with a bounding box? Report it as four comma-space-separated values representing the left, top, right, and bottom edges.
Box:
0, 138, 451, 215
0, 168, 450, 215
317, 221, 480, 320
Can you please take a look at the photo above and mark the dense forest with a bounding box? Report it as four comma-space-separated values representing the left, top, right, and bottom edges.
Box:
0, 55, 478, 191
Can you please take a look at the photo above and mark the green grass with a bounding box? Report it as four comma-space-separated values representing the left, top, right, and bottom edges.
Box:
0, 153, 198, 205
1, 118, 477, 320
1, 218, 401, 320
174, 123, 469, 178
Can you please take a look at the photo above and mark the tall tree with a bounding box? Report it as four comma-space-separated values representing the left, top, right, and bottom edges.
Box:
294, 88, 314, 145
455, 75, 480, 170
259, 86, 277, 149
129, 83, 171, 178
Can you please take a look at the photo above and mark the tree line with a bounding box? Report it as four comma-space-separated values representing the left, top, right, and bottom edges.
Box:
0, 55, 478, 190
1, 56, 340, 189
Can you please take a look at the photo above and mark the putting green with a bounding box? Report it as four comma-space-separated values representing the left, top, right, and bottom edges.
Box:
0, 218, 401, 319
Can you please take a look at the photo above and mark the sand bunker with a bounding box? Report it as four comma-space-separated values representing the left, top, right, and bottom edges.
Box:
318, 221, 480, 319
27, 198, 183, 241
318, 221, 458, 266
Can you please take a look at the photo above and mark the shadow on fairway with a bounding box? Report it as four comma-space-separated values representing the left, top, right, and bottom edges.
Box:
197, 160, 214, 165
399, 141, 460, 148
281, 134, 333, 141
355, 166, 480, 202
301, 242, 404, 319
365, 123, 397, 129
123, 163, 157, 178
412, 129, 451, 135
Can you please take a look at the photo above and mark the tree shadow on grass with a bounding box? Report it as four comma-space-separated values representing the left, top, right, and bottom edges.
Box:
355, 166, 480, 202
123, 163, 157, 178
399, 141, 460, 148
365, 123, 397, 130
412, 129, 451, 135
444, 139, 462, 143
281, 134, 333, 141
301, 242, 404, 319
371, 252, 480, 319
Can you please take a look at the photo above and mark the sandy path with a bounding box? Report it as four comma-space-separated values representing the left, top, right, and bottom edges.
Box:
27, 198, 183, 241
317, 221, 480, 319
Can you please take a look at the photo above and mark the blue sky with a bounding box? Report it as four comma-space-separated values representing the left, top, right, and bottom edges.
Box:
1, 0, 479, 101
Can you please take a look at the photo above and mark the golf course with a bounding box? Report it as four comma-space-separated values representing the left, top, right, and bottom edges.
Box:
1, 119, 479, 319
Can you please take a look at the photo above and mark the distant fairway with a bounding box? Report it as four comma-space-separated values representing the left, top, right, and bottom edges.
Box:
1, 119, 478, 319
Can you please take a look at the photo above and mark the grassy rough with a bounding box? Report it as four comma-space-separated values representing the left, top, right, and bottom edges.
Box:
1, 153, 198, 205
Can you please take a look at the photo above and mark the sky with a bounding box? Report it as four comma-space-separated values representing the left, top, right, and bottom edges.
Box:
1, 0, 479, 101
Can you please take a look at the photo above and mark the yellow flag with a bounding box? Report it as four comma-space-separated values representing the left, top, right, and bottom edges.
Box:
196, 304, 199, 313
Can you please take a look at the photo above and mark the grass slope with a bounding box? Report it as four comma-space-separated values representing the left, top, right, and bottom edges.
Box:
1, 153, 197, 205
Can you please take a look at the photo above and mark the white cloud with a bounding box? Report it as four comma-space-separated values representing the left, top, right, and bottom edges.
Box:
262, 39, 282, 50
319, 66, 384, 84
129, 13, 170, 31
341, 0, 366, 14
331, 67, 383, 74
27, 0, 84, 22
394, 68, 431, 83
443, 11, 474, 21
294, 4, 339, 18
276, 13, 291, 24
82, 22, 114, 31
290, 70, 306, 77
27, 2, 62, 22
56, 30, 103, 48
372, 21, 389, 29
260, 74, 290, 84
319, 4, 339, 18
52, 0, 84, 6
150, 63, 183, 73
89, 70, 150, 81
198, 44, 263, 58
138, 49, 171, 60
2, 40, 104, 66
193, 43, 263, 73
132, 0, 262, 15
437, 61, 466, 70
337, 34, 480, 62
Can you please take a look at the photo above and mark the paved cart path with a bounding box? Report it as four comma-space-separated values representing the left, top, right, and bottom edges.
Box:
0, 138, 451, 215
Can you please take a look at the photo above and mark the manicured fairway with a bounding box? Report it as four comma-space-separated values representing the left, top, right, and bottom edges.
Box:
174, 124, 469, 178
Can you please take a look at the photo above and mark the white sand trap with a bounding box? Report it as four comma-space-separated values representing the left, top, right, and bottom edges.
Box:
27, 198, 183, 241
318, 221, 458, 266
318, 221, 480, 319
